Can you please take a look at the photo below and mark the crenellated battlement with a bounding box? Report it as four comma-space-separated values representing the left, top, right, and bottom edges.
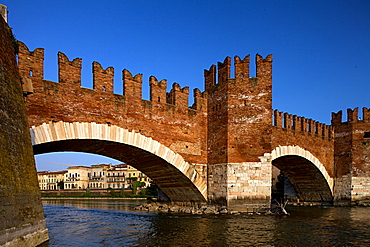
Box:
4, 4, 370, 220
273, 110, 333, 140
18, 40, 362, 186
331, 107, 370, 125
18, 41, 209, 165
166, 83, 189, 107
332, 106, 370, 183
149, 75, 167, 103
58, 51, 82, 86
17, 41, 206, 111
204, 54, 272, 92
18, 41, 44, 79
93, 61, 114, 93
234, 55, 250, 79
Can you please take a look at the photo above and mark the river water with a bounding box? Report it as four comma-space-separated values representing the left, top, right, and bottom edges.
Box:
40, 199, 370, 246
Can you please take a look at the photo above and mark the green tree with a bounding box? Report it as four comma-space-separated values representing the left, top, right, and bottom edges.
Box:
132, 181, 145, 195
143, 182, 158, 197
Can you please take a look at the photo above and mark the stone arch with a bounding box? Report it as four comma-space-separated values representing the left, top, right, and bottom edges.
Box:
270, 145, 333, 202
31, 121, 207, 203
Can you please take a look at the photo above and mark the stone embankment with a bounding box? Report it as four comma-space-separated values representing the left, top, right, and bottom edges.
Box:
133, 203, 235, 214
133, 203, 289, 215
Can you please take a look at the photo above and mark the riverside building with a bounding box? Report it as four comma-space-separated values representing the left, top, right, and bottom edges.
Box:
37, 170, 67, 190
37, 164, 151, 191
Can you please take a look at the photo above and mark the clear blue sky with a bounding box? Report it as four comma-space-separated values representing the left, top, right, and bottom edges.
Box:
2, 1, 369, 171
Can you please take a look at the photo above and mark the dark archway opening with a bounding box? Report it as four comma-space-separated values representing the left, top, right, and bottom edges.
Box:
271, 166, 294, 203
35, 151, 162, 199
272, 155, 333, 205
33, 139, 206, 204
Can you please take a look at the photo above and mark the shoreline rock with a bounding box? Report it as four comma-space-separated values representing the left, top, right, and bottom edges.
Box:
132, 202, 289, 215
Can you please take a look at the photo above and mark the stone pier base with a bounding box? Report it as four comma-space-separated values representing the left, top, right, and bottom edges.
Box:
351, 176, 370, 204
0, 220, 48, 247
208, 155, 272, 212
334, 175, 370, 206
334, 175, 352, 206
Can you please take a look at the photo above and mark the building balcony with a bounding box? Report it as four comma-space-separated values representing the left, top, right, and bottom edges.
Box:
107, 179, 125, 182
65, 178, 81, 182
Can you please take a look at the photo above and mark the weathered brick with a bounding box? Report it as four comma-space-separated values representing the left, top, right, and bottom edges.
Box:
17, 39, 370, 209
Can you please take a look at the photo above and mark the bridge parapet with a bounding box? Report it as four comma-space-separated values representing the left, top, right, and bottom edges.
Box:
18, 41, 208, 165
93, 61, 114, 93
272, 110, 335, 178
17, 41, 207, 112
332, 107, 370, 124
273, 109, 333, 140
18, 41, 44, 79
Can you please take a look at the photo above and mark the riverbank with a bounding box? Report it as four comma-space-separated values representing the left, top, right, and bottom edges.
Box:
132, 202, 289, 215
41, 197, 149, 200
132, 199, 370, 215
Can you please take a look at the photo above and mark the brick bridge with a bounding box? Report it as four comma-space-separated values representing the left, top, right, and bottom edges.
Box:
19, 41, 370, 210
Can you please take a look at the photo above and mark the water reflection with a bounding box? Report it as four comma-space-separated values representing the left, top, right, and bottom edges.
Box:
41, 200, 370, 246
42, 199, 147, 211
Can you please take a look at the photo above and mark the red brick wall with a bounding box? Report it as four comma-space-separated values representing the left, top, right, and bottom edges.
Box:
20, 41, 365, 190
332, 107, 370, 177
272, 110, 335, 176
206, 61, 228, 164
227, 55, 272, 163
206, 55, 273, 164
19, 42, 208, 165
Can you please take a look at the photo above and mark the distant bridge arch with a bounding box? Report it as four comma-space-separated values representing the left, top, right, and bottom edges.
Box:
270, 145, 334, 202
31, 121, 207, 203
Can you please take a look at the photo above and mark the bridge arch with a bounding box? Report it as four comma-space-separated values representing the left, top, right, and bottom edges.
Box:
31, 121, 207, 203
270, 145, 334, 202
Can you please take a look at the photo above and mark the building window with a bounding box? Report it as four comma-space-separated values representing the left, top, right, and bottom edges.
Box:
364, 132, 370, 138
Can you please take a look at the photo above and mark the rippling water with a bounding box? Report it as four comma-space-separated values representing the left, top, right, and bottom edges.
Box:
40, 199, 370, 246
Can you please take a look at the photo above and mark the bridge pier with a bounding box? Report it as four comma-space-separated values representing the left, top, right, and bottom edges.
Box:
334, 175, 370, 206
0, 9, 48, 246
333, 176, 352, 206
208, 155, 272, 212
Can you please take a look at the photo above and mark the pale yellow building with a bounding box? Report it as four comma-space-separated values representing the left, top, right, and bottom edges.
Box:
89, 164, 110, 189
64, 166, 90, 189
38, 163, 151, 190
106, 164, 127, 189
37, 170, 67, 190
137, 171, 151, 187
127, 165, 151, 187
106, 164, 152, 189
